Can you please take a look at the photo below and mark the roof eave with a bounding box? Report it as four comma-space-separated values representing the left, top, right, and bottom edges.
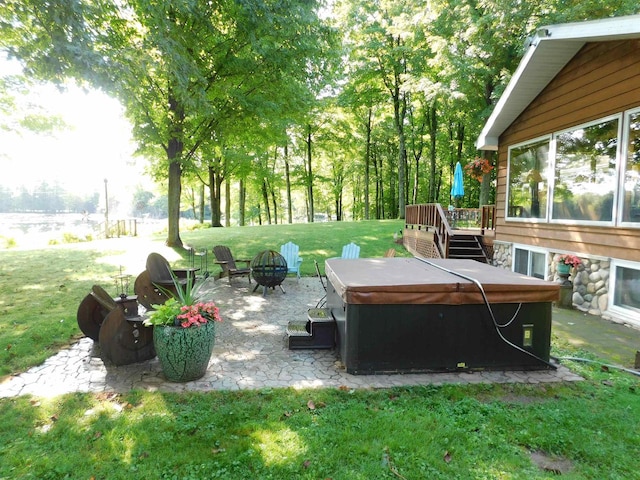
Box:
475, 14, 640, 152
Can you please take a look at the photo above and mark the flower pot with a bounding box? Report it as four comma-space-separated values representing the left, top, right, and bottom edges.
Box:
153, 321, 216, 382
557, 263, 571, 275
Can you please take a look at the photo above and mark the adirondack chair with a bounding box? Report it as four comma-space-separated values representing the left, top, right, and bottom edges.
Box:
134, 253, 197, 309
279, 241, 303, 280
212, 245, 251, 284
383, 248, 396, 258
341, 242, 360, 259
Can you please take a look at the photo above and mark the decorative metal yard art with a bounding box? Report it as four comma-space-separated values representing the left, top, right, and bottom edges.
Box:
77, 268, 155, 366
250, 250, 288, 295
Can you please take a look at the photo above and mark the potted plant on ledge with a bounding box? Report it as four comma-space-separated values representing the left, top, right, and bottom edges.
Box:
143, 272, 222, 382
557, 254, 582, 275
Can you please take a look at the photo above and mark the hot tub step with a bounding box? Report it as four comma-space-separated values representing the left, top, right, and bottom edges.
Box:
287, 309, 336, 349
286, 320, 311, 337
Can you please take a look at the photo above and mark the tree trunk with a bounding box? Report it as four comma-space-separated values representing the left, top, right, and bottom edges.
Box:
262, 180, 271, 224
199, 183, 205, 223
391, 88, 407, 219
428, 102, 438, 202
306, 124, 314, 222
285, 144, 293, 224
165, 92, 184, 248
166, 160, 182, 247
238, 179, 246, 226
479, 150, 493, 207
364, 108, 372, 220
208, 165, 223, 227
225, 177, 230, 227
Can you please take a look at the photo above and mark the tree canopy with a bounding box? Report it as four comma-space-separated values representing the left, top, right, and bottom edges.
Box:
1, 0, 638, 238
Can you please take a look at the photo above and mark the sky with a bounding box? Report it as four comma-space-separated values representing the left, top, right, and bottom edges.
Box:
0, 55, 149, 201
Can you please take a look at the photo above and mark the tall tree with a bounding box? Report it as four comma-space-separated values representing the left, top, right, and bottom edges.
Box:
1, 0, 335, 245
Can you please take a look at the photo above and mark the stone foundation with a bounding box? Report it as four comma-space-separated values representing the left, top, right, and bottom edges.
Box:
491, 241, 612, 318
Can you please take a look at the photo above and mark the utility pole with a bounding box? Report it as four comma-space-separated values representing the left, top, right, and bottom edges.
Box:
104, 178, 109, 238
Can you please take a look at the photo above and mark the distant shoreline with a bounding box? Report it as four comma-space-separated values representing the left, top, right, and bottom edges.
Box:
0, 212, 167, 250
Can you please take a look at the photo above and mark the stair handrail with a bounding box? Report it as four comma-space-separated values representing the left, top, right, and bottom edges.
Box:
480, 205, 496, 234
405, 204, 453, 258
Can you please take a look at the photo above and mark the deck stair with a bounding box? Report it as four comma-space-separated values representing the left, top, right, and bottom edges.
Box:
287, 308, 335, 349
448, 234, 488, 263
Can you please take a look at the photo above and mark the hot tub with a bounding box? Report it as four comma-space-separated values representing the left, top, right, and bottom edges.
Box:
325, 258, 560, 374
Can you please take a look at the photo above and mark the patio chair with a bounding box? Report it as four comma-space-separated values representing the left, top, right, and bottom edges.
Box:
212, 245, 251, 284
134, 253, 195, 309
341, 242, 360, 259
383, 248, 396, 258
280, 241, 303, 280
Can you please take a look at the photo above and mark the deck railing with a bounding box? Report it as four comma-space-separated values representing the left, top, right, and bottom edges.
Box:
406, 204, 496, 232
404, 204, 496, 258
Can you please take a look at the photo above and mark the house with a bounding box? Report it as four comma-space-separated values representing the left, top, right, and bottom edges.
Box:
476, 14, 640, 328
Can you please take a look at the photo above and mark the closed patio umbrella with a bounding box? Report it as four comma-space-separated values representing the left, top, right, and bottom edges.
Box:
451, 161, 465, 199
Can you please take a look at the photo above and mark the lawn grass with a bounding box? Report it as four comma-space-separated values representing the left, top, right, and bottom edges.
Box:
0, 369, 638, 479
1, 220, 639, 478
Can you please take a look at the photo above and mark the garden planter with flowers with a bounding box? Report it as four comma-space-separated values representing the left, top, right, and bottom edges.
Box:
556, 254, 581, 286
143, 272, 222, 382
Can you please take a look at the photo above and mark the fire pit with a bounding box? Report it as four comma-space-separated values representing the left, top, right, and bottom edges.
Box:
251, 250, 288, 295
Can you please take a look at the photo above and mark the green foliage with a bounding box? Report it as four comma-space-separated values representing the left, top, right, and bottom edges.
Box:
0, 235, 16, 248
0, 377, 639, 478
143, 297, 181, 327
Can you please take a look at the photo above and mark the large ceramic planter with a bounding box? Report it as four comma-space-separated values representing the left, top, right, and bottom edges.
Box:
153, 321, 216, 382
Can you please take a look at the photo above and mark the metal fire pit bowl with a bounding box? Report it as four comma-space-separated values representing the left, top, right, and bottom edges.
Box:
251, 250, 288, 295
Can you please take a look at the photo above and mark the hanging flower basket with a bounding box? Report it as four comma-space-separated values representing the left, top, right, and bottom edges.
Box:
464, 157, 493, 182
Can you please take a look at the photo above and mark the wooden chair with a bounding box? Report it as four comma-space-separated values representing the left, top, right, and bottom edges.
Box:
280, 241, 303, 280
341, 242, 360, 259
134, 253, 195, 309
213, 245, 251, 284
383, 248, 396, 258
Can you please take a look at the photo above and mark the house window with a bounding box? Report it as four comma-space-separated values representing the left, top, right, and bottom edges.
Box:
507, 138, 550, 219
621, 110, 640, 224
513, 247, 546, 279
611, 263, 640, 320
552, 117, 619, 223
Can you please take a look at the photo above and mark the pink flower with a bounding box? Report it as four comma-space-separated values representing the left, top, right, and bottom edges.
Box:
176, 301, 222, 328
558, 254, 581, 268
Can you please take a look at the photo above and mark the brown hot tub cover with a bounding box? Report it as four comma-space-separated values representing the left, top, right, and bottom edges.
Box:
325, 258, 560, 306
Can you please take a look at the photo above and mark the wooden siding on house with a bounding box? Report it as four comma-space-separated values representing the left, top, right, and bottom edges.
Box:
495, 39, 640, 262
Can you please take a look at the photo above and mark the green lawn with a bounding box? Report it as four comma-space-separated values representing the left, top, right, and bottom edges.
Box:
0, 220, 639, 479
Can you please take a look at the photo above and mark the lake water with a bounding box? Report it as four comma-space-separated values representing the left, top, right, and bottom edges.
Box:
0, 212, 165, 249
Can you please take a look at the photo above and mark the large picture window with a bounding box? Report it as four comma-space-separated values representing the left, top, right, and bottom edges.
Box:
552, 117, 619, 223
507, 138, 550, 219
621, 110, 640, 224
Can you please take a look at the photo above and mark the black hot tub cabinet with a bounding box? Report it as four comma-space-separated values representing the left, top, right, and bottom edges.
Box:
325, 258, 560, 375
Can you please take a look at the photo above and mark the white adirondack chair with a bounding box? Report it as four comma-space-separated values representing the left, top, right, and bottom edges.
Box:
280, 241, 303, 279
341, 242, 360, 259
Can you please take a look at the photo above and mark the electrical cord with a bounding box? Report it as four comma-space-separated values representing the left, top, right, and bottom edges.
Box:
416, 258, 557, 370
552, 356, 640, 377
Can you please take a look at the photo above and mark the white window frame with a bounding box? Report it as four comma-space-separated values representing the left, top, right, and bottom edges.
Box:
505, 135, 552, 223
511, 244, 549, 280
618, 106, 640, 229
549, 113, 623, 227
608, 259, 640, 328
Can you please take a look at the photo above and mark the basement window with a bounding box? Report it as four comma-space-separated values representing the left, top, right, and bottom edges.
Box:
513, 246, 546, 279
610, 262, 640, 327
